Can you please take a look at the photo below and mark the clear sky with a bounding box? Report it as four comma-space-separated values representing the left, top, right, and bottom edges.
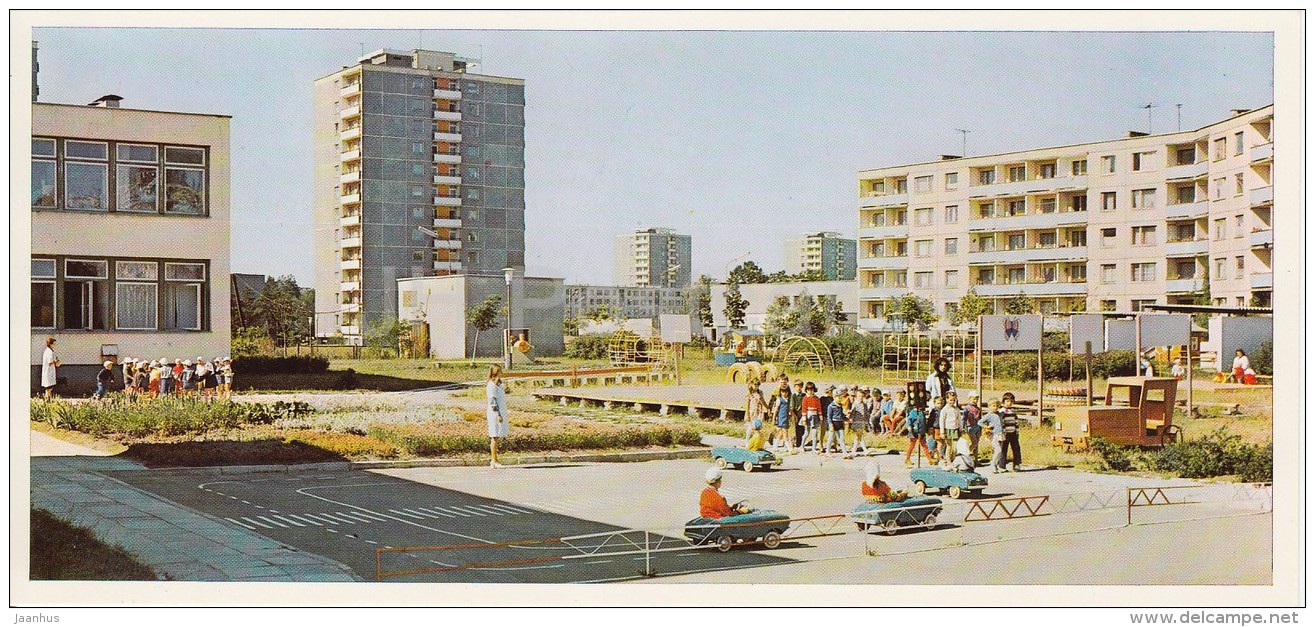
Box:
31, 27, 1274, 285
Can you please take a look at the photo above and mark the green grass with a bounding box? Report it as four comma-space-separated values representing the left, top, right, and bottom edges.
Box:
30, 508, 158, 580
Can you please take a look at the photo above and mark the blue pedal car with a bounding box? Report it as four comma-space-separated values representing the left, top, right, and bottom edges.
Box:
847, 496, 944, 534
684, 509, 792, 552
711, 446, 780, 472
909, 467, 988, 499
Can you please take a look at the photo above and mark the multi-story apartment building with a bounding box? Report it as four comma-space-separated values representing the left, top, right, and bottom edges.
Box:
31, 96, 231, 391
613, 227, 692, 288
565, 284, 688, 320
784, 231, 857, 280
856, 105, 1274, 328
313, 49, 526, 342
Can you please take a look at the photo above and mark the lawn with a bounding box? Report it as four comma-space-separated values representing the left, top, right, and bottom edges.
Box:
30, 508, 158, 580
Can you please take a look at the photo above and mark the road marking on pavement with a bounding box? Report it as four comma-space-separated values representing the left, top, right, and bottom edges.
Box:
284, 514, 321, 526
413, 507, 457, 519
389, 509, 425, 519
226, 517, 258, 530
337, 511, 376, 523
256, 516, 289, 528
317, 513, 356, 525
430, 506, 470, 518
295, 485, 493, 544
466, 504, 514, 516
241, 516, 274, 529
352, 510, 392, 522
270, 515, 306, 527
448, 505, 488, 517
299, 514, 336, 526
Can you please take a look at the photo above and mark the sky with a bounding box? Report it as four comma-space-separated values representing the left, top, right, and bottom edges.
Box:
30, 26, 1274, 286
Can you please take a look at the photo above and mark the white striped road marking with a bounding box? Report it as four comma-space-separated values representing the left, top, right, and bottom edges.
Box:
398, 508, 440, 519
363, 540, 378, 545
299, 514, 337, 525
464, 504, 509, 516
426, 506, 467, 518
482, 504, 530, 515
241, 500, 251, 505
351, 510, 391, 522
268, 509, 280, 514
226, 517, 257, 530
414, 507, 458, 519
241, 517, 274, 529
448, 505, 488, 517
316, 513, 355, 525
389, 509, 425, 519
295, 485, 492, 545
325, 529, 338, 534
228, 496, 239, 500
256, 516, 288, 528
335, 511, 373, 523
270, 515, 306, 527
284, 514, 322, 526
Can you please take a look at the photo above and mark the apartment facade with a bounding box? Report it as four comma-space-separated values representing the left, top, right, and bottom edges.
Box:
784, 231, 857, 280
856, 106, 1274, 329
313, 49, 526, 342
613, 227, 693, 288
565, 284, 688, 320
31, 97, 231, 391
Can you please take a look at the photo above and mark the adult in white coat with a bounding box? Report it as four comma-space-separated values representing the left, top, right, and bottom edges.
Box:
486, 365, 511, 468
40, 337, 60, 399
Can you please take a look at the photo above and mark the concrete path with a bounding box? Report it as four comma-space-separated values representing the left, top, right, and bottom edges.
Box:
28, 429, 360, 582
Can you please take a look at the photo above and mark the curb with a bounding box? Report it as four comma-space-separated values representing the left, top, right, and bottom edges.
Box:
108, 447, 714, 475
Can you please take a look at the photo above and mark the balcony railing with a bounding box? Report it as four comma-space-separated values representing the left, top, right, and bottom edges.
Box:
434, 88, 462, 100
340, 258, 361, 271
859, 192, 909, 208
339, 325, 360, 336
966, 175, 1088, 198
340, 237, 362, 249
434, 131, 463, 143
340, 170, 361, 185
858, 224, 910, 239
1249, 272, 1272, 290
434, 196, 462, 207
339, 105, 360, 119
339, 82, 360, 98
1250, 142, 1273, 163
966, 245, 1087, 265
340, 192, 361, 205
433, 153, 462, 164
967, 210, 1088, 232
434, 174, 462, 185
433, 217, 461, 229
1164, 238, 1209, 257
1249, 228, 1273, 248
340, 281, 361, 292
433, 261, 463, 273
434, 110, 462, 122
340, 149, 361, 162
339, 214, 361, 228
434, 239, 463, 250
971, 281, 1088, 297
1165, 200, 1210, 220
340, 126, 362, 141
1164, 161, 1208, 180
858, 255, 909, 270
859, 286, 906, 300
1250, 186, 1274, 206
1166, 278, 1206, 293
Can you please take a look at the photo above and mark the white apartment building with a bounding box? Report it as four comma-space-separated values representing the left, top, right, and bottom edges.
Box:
565, 284, 688, 320
31, 96, 231, 391
613, 227, 693, 288
856, 105, 1274, 329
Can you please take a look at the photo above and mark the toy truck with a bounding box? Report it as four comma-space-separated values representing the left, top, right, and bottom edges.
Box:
1052, 376, 1180, 449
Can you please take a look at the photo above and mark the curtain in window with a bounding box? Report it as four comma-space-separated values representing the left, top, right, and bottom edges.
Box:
167, 284, 201, 330
116, 283, 157, 329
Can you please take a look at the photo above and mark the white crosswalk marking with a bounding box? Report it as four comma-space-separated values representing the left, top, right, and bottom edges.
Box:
483, 504, 530, 515
415, 507, 458, 519
226, 517, 257, 530
285, 514, 322, 526
465, 504, 509, 516
256, 516, 288, 528
271, 515, 306, 527
430, 506, 470, 518
448, 505, 488, 517
337, 511, 374, 523
352, 510, 391, 522
300, 513, 336, 525
389, 509, 425, 519
241, 517, 273, 529
318, 513, 355, 525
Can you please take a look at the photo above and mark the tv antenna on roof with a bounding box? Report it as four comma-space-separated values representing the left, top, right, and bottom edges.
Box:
1140, 103, 1160, 134
954, 128, 971, 157
1176, 104, 1183, 132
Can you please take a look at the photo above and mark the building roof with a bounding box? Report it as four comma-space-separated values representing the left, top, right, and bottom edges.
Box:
33, 100, 232, 119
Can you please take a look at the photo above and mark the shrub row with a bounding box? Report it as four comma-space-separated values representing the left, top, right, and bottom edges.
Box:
1090, 428, 1272, 482
816, 332, 1136, 381
30, 397, 315, 439
232, 355, 330, 375
369, 420, 702, 456
563, 333, 612, 360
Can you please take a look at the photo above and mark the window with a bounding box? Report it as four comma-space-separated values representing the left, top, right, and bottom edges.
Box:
977, 268, 995, 285
1071, 195, 1087, 212
32, 259, 56, 329
1131, 225, 1157, 246
117, 164, 158, 212
1131, 188, 1156, 209
1213, 218, 1226, 240
870, 273, 885, 288
895, 210, 907, 225
32, 138, 56, 208
1234, 132, 1244, 155
65, 161, 108, 211
1131, 151, 1156, 171
1236, 256, 1245, 275
895, 179, 907, 194
1071, 160, 1087, 176
894, 271, 907, 287
1067, 229, 1087, 247
1008, 166, 1025, 182
165, 147, 207, 215
1235, 296, 1246, 308
1214, 258, 1227, 281
944, 205, 959, 223
1235, 174, 1245, 196
1007, 234, 1025, 250
1213, 178, 1225, 200
895, 241, 907, 256
915, 239, 932, 257
1234, 215, 1244, 236
977, 169, 995, 185
944, 172, 958, 189
914, 271, 933, 288
1068, 264, 1087, 282
1100, 300, 1117, 312
977, 202, 994, 219
944, 238, 958, 255
945, 270, 959, 288
1007, 200, 1025, 216
1101, 191, 1117, 211
1038, 232, 1057, 247
1174, 261, 1196, 279
1040, 198, 1057, 213
1100, 155, 1116, 174
1131, 262, 1157, 282
1006, 267, 1025, 284
1101, 228, 1117, 248
1176, 147, 1196, 164
467, 250, 479, 265
913, 175, 933, 194
1214, 138, 1226, 161
915, 207, 933, 226
1039, 163, 1056, 179
1039, 266, 1057, 283
64, 259, 109, 331
1132, 299, 1158, 312
976, 236, 995, 252
870, 180, 886, 194
869, 211, 885, 227
1173, 223, 1196, 242
1175, 186, 1195, 204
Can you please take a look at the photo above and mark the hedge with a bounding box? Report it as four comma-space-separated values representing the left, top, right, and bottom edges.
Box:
564, 333, 611, 360
231, 355, 330, 375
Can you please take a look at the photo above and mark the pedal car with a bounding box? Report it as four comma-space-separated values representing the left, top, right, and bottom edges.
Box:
847, 496, 943, 534
909, 467, 987, 499
684, 509, 791, 552
711, 446, 780, 472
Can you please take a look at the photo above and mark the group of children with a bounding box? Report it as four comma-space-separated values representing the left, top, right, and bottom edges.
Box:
901, 390, 1023, 474
94, 356, 235, 401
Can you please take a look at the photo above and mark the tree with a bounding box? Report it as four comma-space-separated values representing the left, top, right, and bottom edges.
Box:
467, 294, 503, 362
727, 261, 768, 285
245, 275, 315, 348
762, 295, 795, 341
1191, 275, 1213, 328
949, 288, 991, 326
230, 326, 273, 357
692, 275, 714, 329
888, 293, 939, 330
365, 316, 404, 356
831, 298, 848, 326
584, 303, 618, 323
1002, 292, 1036, 315
723, 282, 748, 329
562, 316, 581, 336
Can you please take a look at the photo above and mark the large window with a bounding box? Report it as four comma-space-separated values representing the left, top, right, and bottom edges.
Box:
913, 175, 932, 194
31, 256, 208, 332
1131, 225, 1157, 246
32, 259, 56, 329
32, 137, 209, 216
1131, 188, 1156, 209
63, 259, 108, 330
1131, 263, 1157, 282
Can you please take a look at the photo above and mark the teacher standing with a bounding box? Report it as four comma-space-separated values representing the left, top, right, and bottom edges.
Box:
925, 356, 956, 403
41, 337, 61, 400
486, 365, 510, 468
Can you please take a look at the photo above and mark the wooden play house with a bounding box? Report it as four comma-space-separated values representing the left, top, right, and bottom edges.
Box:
1052, 376, 1180, 449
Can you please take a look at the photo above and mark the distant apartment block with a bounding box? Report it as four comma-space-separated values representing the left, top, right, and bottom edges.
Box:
784, 231, 856, 280
313, 49, 526, 342
31, 96, 231, 390
565, 284, 688, 320
855, 105, 1274, 328
614, 227, 692, 288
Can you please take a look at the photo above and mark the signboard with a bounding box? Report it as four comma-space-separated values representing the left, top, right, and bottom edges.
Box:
1105, 319, 1137, 350
1138, 313, 1191, 347
1069, 315, 1105, 354
658, 314, 692, 344
980, 314, 1042, 351
621, 318, 654, 336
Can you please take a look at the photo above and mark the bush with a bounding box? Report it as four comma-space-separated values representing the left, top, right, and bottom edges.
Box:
369, 420, 702, 456
30, 397, 315, 438
820, 334, 885, 369
564, 333, 612, 360
232, 355, 330, 375
1146, 427, 1272, 481
1251, 341, 1273, 375
1089, 437, 1139, 472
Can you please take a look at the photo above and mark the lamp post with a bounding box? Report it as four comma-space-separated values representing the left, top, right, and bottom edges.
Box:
503, 267, 515, 369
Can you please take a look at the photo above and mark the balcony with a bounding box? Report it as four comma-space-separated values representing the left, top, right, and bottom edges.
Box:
340, 170, 361, 185
339, 82, 360, 98
1165, 161, 1208, 180
1165, 278, 1205, 294
433, 261, 463, 273
859, 192, 908, 208
859, 286, 907, 300
859, 224, 909, 239
434, 110, 462, 122
1164, 239, 1209, 257
1250, 142, 1273, 163
967, 175, 1087, 198
340, 237, 362, 249
340, 281, 361, 292
1250, 186, 1273, 206
1250, 272, 1272, 290
972, 281, 1088, 297
338, 105, 360, 119
340, 149, 361, 162
434, 131, 463, 143
340, 126, 362, 141
339, 214, 360, 228
1249, 229, 1273, 248
340, 192, 361, 205
858, 255, 909, 270
434, 196, 462, 207
433, 217, 461, 228
434, 174, 462, 185
434, 88, 462, 100
340, 258, 361, 271
966, 245, 1087, 265
340, 303, 361, 314
1165, 200, 1210, 220
434, 239, 462, 250
339, 325, 360, 336
967, 210, 1088, 232
433, 152, 462, 164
